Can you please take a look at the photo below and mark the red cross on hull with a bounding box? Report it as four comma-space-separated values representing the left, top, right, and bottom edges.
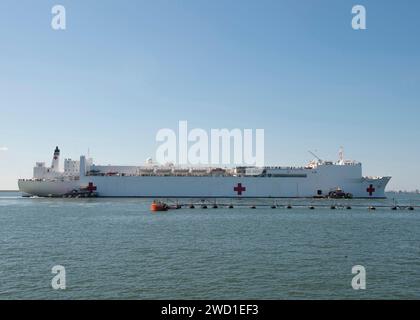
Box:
366, 184, 375, 196
87, 182, 97, 193
234, 183, 246, 196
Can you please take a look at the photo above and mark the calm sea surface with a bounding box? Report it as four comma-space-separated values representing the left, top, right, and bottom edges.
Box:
0, 191, 419, 299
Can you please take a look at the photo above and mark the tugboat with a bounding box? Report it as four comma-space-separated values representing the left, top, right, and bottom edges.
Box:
63, 188, 98, 198
328, 188, 353, 199
150, 200, 169, 212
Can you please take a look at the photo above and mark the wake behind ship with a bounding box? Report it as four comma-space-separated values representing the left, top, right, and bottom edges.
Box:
18, 147, 391, 198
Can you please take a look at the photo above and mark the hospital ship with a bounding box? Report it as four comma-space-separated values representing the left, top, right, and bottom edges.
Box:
18, 147, 391, 198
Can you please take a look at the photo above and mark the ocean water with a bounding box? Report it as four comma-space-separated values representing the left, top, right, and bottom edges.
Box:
0, 191, 419, 300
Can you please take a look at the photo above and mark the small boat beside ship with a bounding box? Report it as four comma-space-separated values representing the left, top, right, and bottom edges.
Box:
150, 201, 169, 212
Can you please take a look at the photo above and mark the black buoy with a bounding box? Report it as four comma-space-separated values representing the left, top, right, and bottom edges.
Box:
309, 206, 315, 210
346, 206, 352, 210
368, 206, 376, 211
271, 205, 276, 209
228, 205, 234, 209
408, 206, 414, 211
286, 205, 292, 209
330, 205, 336, 210
250, 205, 256, 209
202, 205, 208, 209
212, 204, 218, 209
189, 204, 195, 209
391, 206, 397, 210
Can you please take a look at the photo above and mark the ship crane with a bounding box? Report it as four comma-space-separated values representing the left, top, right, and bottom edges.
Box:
308, 150, 323, 164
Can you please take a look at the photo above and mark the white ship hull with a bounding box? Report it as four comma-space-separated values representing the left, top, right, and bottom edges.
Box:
18, 179, 80, 197
76, 175, 389, 198
19, 172, 391, 199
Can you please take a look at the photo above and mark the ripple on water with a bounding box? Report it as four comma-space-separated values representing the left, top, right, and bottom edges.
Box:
0, 192, 420, 299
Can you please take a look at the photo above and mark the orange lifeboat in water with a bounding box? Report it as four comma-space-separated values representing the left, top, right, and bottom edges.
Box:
150, 201, 168, 212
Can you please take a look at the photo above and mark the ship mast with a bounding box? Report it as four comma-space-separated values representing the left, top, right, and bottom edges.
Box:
338, 146, 344, 165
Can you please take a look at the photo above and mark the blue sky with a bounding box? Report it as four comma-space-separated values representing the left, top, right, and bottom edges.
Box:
0, 0, 419, 190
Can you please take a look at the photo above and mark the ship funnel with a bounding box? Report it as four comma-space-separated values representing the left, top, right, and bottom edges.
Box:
51, 146, 60, 172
